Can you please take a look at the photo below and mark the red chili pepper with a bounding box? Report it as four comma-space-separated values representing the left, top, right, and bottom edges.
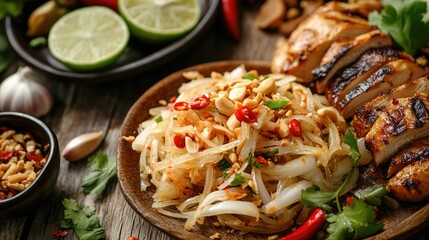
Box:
288, 119, 302, 137
256, 156, 268, 165
173, 101, 189, 111
127, 237, 138, 240
26, 153, 44, 162
80, 0, 118, 10
169, 96, 177, 103
173, 135, 186, 148
279, 208, 326, 240
51, 229, 67, 237
235, 106, 257, 123
189, 94, 210, 110
346, 196, 354, 206
221, 0, 240, 41
0, 126, 8, 132
0, 151, 13, 161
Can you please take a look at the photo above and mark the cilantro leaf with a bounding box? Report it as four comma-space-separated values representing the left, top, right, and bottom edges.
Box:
354, 185, 388, 206
343, 130, 360, 165
0, 0, 25, 19
230, 173, 244, 186
326, 212, 353, 240
82, 152, 116, 197
61, 198, 106, 240
217, 158, 232, 171
266, 100, 289, 110
369, 0, 429, 55
301, 186, 336, 211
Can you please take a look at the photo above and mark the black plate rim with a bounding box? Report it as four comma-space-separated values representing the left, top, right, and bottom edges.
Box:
4, 0, 220, 83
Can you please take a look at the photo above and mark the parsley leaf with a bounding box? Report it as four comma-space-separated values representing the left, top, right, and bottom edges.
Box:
82, 152, 116, 197
343, 130, 360, 165
230, 173, 244, 186
266, 100, 289, 110
217, 158, 232, 171
369, 0, 429, 55
61, 198, 106, 240
301, 186, 336, 211
327, 199, 383, 240
354, 185, 388, 206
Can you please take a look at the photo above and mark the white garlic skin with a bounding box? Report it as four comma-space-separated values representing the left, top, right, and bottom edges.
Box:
0, 66, 53, 117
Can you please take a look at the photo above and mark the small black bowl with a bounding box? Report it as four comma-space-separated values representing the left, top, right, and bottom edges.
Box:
0, 112, 60, 218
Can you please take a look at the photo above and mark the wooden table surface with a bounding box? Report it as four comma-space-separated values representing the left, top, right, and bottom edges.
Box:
0, 2, 428, 240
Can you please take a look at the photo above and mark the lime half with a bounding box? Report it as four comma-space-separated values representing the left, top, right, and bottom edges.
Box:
118, 0, 200, 43
48, 6, 129, 71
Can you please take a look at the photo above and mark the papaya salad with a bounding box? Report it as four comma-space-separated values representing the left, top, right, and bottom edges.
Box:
130, 66, 370, 234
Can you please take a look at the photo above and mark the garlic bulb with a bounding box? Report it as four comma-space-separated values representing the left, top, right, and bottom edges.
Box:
0, 66, 53, 117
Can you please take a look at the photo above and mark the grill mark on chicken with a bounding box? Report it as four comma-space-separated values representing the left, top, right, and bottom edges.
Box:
353, 76, 429, 138
388, 138, 429, 177
411, 98, 429, 128
313, 30, 392, 94
365, 96, 429, 166
387, 158, 429, 202
327, 48, 406, 107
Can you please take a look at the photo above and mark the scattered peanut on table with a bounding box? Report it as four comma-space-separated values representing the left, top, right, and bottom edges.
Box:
0, 128, 48, 200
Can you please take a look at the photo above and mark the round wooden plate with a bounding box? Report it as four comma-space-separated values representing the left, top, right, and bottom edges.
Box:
117, 61, 429, 240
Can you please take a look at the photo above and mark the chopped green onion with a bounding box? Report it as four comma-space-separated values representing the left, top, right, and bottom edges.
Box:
242, 73, 256, 80
230, 173, 244, 186
155, 116, 163, 123
29, 37, 47, 48
266, 100, 289, 110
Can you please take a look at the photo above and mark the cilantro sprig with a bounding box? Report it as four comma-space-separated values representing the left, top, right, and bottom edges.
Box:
82, 152, 117, 197
61, 198, 106, 240
369, 0, 429, 55
301, 130, 387, 240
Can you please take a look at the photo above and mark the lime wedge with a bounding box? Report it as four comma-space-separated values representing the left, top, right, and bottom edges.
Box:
118, 0, 200, 43
48, 6, 129, 71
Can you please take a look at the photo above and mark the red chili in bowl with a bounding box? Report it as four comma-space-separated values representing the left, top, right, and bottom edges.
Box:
235, 106, 257, 123
189, 94, 210, 110
174, 101, 190, 111
288, 119, 302, 137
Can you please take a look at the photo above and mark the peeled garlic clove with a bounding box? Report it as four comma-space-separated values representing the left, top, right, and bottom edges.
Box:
0, 66, 53, 117
62, 131, 103, 161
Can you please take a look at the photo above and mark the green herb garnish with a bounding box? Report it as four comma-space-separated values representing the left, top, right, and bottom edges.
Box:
60, 198, 106, 240
369, 0, 429, 55
217, 158, 232, 171
266, 100, 289, 110
82, 152, 116, 197
230, 173, 244, 186
155, 116, 163, 123
242, 73, 256, 80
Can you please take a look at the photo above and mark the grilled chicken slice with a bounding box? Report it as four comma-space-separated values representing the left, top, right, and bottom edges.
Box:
365, 96, 429, 166
338, 59, 425, 118
271, 3, 373, 82
387, 158, 429, 202
387, 138, 429, 178
326, 48, 412, 108
313, 30, 392, 93
353, 76, 429, 137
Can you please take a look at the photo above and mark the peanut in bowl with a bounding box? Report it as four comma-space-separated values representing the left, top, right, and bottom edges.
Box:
0, 112, 60, 218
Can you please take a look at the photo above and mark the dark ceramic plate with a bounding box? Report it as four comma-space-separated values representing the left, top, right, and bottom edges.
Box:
117, 61, 429, 240
4, 0, 219, 83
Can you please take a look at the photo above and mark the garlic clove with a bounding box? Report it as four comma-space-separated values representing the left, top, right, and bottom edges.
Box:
0, 66, 53, 117
62, 131, 104, 161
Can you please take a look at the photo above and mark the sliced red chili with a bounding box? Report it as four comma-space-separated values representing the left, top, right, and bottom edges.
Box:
235, 106, 257, 123
288, 119, 302, 137
279, 208, 326, 240
26, 153, 44, 161
0, 151, 13, 161
173, 135, 186, 148
51, 229, 67, 237
346, 196, 354, 206
256, 156, 268, 165
189, 94, 210, 110
127, 237, 139, 240
173, 101, 189, 111
169, 96, 177, 103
